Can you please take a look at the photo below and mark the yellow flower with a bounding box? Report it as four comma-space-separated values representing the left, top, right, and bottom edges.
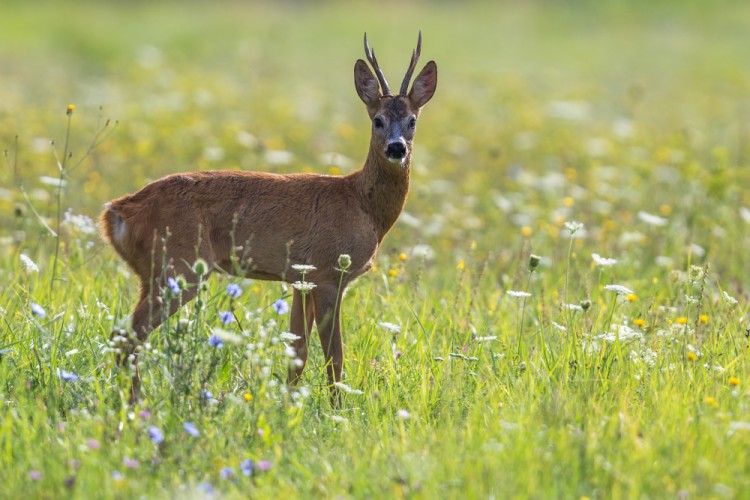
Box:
457, 259, 465, 271
626, 294, 638, 302
699, 314, 709, 324
633, 318, 646, 328
676, 316, 688, 325
66, 104, 75, 115
521, 226, 533, 238
563, 196, 575, 207
687, 351, 698, 361
399, 252, 408, 262
388, 268, 399, 278
243, 393, 253, 402
704, 396, 719, 408
728, 377, 740, 386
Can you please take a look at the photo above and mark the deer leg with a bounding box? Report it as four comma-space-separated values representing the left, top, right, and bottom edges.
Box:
312, 284, 345, 407
287, 289, 315, 386
117, 260, 203, 403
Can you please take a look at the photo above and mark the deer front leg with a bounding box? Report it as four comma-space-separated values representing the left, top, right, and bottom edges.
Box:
287, 288, 315, 386
312, 284, 345, 407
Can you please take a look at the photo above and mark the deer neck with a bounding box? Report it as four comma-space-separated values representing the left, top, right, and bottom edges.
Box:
357, 145, 411, 241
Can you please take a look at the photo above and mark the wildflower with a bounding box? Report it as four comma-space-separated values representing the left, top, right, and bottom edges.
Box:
704, 396, 719, 408
591, 253, 617, 267
398, 252, 408, 262
279, 332, 300, 341
338, 254, 352, 271
688, 265, 704, 282
626, 294, 638, 302
333, 382, 364, 395
66, 104, 75, 115
139, 410, 151, 420
633, 319, 646, 328
243, 393, 253, 402
30, 302, 46, 318
60, 370, 78, 382
564, 220, 584, 235
87, 439, 100, 450
580, 299, 592, 311
226, 283, 242, 298
506, 290, 531, 298
240, 459, 254, 476
521, 226, 533, 237
147, 426, 164, 444
729, 377, 740, 386
637, 211, 668, 227
291, 264, 316, 273
699, 314, 709, 324
676, 317, 688, 325
20, 254, 39, 273
28, 470, 42, 481
112, 471, 124, 482
722, 291, 738, 305
257, 460, 271, 472
457, 259, 465, 270
291, 281, 316, 293
529, 254, 542, 270
687, 352, 698, 361
378, 322, 401, 335
192, 258, 209, 276
208, 334, 224, 348
388, 268, 399, 278
183, 422, 200, 437
396, 409, 411, 420
273, 299, 289, 315
220, 467, 234, 480
167, 277, 181, 295
124, 458, 140, 469
219, 311, 233, 325
604, 284, 634, 295
198, 482, 214, 496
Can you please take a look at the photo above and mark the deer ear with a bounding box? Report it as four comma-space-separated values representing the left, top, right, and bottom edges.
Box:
408, 61, 437, 109
354, 59, 380, 107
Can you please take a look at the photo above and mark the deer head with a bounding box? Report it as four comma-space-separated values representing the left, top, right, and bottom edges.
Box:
354, 32, 438, 166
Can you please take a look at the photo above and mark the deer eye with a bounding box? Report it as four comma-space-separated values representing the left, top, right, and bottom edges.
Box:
408, 117, 417, 129
373, 116, 384, 129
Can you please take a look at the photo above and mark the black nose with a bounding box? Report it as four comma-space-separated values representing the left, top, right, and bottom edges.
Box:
386, 142, 406, 159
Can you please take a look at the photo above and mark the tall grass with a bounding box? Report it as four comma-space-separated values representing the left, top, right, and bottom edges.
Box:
1, 1, 749, 498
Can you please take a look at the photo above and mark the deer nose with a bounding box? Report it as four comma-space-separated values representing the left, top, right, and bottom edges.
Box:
386, 141, 407, 160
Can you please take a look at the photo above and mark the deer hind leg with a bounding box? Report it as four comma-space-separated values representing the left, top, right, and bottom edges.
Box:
116, 238, 212, 402
287, 288, 315, 386
312, 284, 345, 407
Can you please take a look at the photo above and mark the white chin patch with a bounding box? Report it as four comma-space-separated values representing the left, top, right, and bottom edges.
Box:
387, 156, 406, 165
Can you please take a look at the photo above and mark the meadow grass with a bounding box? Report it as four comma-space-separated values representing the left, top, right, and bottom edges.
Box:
1, 1, 750, 498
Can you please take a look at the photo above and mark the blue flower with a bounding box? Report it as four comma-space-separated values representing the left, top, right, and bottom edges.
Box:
220, 466, 234, 480
226, 283, 242, 298
183, 421, 200, 437
60, 370, 78, 382
219, 311, 233, 325
198, 482, 214, 497
273, 299, 289, 315
167, 277, 181, 294
240, 458, 254, 476
30, 302, 46, 318
208, 334, 224, 348
147, 426, 164, 444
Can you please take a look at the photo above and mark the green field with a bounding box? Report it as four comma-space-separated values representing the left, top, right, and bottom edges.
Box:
2, 1, 750, 498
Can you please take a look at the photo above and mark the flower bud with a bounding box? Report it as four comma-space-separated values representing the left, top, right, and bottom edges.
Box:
337, 254, 351, 271
529, 254, 541, 270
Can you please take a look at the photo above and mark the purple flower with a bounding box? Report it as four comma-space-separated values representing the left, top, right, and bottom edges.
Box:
257, 460, 271, 472
219, 311, 233, 325
198, 482, 214, 496
60, 370, 78, 382
226, 283, 242, 298
147, 426, 164, 444
167, 277, 181, 294
28, 470, 42, 481
86, 439, 100, 450
30, 302, 46, 318
112, 470, 124, 481
208, 334, 224, 348
139, 409, 151, 420
220, 466, 234, 480
183, 421, 200, 437
124, 457, 140, 469
240, 459, 254, 476
273, 299, 289, 315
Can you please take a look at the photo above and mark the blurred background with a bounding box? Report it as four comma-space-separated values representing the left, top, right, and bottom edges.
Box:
1, 0, 750, 278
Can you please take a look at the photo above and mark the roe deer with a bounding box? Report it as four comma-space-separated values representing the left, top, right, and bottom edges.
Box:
100, 32, 437, 405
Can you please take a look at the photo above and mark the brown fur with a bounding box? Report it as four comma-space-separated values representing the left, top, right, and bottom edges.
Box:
100, 35, 437, 405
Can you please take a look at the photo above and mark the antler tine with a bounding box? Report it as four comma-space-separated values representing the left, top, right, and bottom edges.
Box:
364, 32, 391, 96
399, 31, 422, 96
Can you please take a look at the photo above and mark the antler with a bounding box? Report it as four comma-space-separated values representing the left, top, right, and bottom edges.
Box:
399, 31, 422, 96
364, 33, 391, 96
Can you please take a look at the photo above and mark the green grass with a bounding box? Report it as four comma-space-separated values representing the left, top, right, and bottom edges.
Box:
2, 1, 750, 498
